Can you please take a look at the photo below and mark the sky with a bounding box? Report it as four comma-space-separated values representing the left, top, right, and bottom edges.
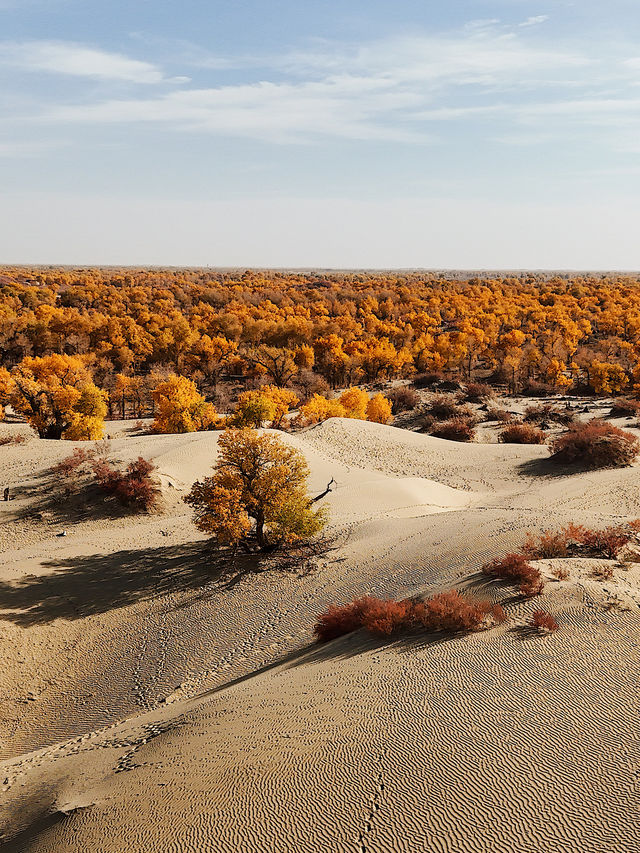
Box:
1, 0, 640, 269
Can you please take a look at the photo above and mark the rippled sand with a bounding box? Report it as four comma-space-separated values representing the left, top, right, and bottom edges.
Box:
1, 418, 639, 852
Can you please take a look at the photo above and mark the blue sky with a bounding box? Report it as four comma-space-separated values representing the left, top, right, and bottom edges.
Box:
1, 0, 640, 268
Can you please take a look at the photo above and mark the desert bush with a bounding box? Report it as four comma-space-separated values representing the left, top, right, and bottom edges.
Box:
93, 456, 158, 511
485, 406, 514, 423
550, 420, 640, 469
464, 382, 494, 402
530, 610, 559, 633
413, 590, 492, 633
427, 393, 464, 420
523, 404, 575, 426
482, 552, 544, 597
313, 590, 499, 643
522, 380, 556, 398
412, 372, 444, 389
591, 562, 615, 580
522, 523, 632, 560
386, 386, 419, 414
366, 393, 393, 424
313, 598, 370, 643
0, 434, 27, 446
609, 398, 640, 418
53, 447, 96, 477
499, 423, 547, 444
430, 418, 476, 442
551, 566, 570, 581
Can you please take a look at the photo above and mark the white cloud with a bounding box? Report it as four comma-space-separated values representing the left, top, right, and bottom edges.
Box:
519, 16, 550, 28
0, 40, 166, 83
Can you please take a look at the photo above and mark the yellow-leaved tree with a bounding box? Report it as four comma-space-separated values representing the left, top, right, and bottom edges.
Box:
232, 385, 299, 428
366, 393, 392, 424
339, 387, 368, 419
297, 394, 346, 426
184, 428, 327, 552
152, 374, 218, 434
10, 355, 107, 439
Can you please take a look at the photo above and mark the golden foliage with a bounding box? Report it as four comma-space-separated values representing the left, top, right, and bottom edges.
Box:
184, 428, 326, 550
152, 374, 218, 433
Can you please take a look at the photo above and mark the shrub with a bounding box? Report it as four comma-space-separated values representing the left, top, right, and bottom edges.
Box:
482, 552, 544, 597
93, 456, 158, 511
413, 590, 491, 633
430, 418, 476, 442
313, 590, 499, 643
485, 407, 514, 423
551, 566, 570, 581
313, 598, 369, 642
296, 394, 346, 426
530, 610, 559, 633
522, 523, 631, 560
53, 447, 96, 477
499, 423, 547, 444
427, 393, 465, 420
412, 372, 444, 389
522, 380, 556, 398
464, 382, 494, 402
0, 434, 27, 446
549, 420, 640, 469
609, 398, 640, 418
523, 404, 575, 426
591, 562, 614, 580
339, 387, 369, 419
386, 386, 419, 414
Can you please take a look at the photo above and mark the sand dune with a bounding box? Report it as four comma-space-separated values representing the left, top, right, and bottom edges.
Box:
1, 417, 639, 851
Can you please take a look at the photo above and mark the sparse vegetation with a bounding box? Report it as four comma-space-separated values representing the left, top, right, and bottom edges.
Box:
549, 420, 640, 469
522, 523, 635, 560
430, 418, 476, 442
609, 398, 640, 418
313, 590, 505, 643
481, 553, 544, 597
386, 386, 419, 414
464, 382, 494, 402
484, 406, 514, 423
93, 457, 159, 511
530, 610, 559, 633
499, 423, 547, 444
0, 434, 27, 446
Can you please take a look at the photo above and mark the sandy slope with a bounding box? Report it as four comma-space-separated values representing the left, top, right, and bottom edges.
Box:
1, 418, 639, 851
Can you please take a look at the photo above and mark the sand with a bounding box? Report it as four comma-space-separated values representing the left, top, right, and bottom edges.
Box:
1, 416, 639, 852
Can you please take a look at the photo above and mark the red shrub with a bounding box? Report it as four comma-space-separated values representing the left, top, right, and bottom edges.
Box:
530, 610, 559, 633
428, 393, 465, 419
499, 423, 547, 444
53, 447, 95, 477
413, 590, 490, 632
431, 417, 476, 442
313, 591, 499, 642
313, 598, 369, 643
522, 381, 555, 398
386, 386, 419, 414
464, 382, 494, 402
485, 407, 514, 423
609, 398, 640, 418
360, 597, 414, 636
482, 553, 544, 597
93, 456, 158, 511
550, 420, 639, 469
0, 434, 27, 447
580, 526, 630, 559
523, 404, 575, 426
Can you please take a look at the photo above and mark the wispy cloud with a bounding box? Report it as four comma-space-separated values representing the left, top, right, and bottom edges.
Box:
0, 40, 168, 83
5, 25, 640, 147
519, 15, 549, 28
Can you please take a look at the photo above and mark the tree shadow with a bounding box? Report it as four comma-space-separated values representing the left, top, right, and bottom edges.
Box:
0, 541, 260, 627
0, 532, 336, 628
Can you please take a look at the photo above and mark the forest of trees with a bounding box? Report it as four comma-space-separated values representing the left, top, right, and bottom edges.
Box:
1, 266, 639, 438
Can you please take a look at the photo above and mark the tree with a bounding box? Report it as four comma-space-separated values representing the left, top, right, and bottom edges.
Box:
366, 393, 392, 424
10, 354, 106, 439
184, 428, 327, 551
151, 374, 218, 433
339, 387, 368, 419
232, 385, 299, 428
